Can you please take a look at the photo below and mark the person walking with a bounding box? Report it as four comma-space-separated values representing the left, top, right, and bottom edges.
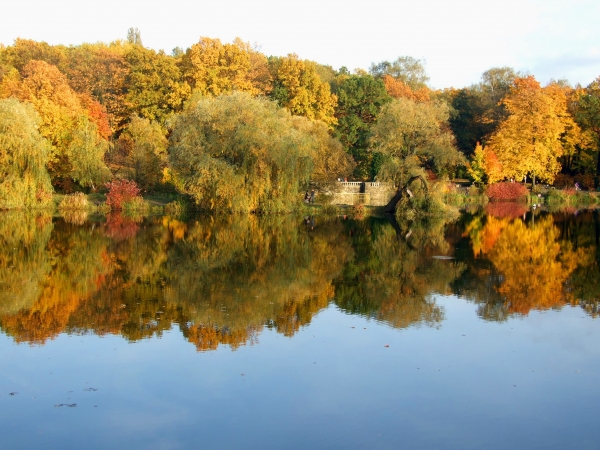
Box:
310, 190, 315, 204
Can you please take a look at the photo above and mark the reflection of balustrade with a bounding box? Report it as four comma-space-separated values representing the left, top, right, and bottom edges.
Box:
334, 193, 371, 205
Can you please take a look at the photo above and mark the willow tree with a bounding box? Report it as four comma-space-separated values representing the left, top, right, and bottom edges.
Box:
0, 98, 53, 208
1, 60, 111, 189
169, 92, 345, 212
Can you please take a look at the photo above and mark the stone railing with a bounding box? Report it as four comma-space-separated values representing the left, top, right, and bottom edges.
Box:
331, 181, 396, 206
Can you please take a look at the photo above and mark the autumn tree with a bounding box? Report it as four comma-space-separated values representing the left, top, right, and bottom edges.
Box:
487, 76, 586, 186
268, 54, 337, 126
0, 38, 66, 73
468, 142, 503, 185
62, 43, 130, 134
382, 75, 430, 102
289, 116, 355, 186
169, 92, 343, 212
0, 98, 53, 208
66, 115, 111, 188
333, 73, 391, 178
369, 56, 429, 90
124, 45, 190, 123
180, 37, 270, 97
576, 77, 600, 176
369, 97, 464, 185
0, 60, 111, 189
117, 116, 168, 190
546, 82, 592, 174
448, 67, 518, 156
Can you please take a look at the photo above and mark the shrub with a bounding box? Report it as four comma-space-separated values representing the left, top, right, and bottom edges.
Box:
467, 185, 480, 196
105, 179, 141, 210
486, 182, 528, 201
58, 192, 88, 210
122, 196, 149, 214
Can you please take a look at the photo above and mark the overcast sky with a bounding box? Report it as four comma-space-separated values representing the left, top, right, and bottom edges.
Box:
1, 0, 599, 89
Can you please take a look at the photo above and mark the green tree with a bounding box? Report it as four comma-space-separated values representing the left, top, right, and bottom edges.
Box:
369, 97, 464, 185
333, 73, 391, 179
119, 116, 168, 190
448, 67, 518, 156
66, 116, 111, 189
0, 98, 53, 208
126, 28, 143, 46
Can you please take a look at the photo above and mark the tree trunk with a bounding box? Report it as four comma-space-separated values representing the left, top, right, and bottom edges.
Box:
383, 175, 428, 214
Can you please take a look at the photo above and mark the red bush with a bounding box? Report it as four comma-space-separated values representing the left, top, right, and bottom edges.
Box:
105, 179, 141, 210
485, 182, 528, 201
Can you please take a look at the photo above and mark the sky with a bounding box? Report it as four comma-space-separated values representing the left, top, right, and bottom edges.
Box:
1, 0, 599, 89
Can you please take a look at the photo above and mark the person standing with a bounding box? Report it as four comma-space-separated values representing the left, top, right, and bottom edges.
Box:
310, 190, 315, 204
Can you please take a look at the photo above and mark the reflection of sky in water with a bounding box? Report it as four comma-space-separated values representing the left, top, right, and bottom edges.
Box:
2, 211, 600, 448
2, 297, 599, 449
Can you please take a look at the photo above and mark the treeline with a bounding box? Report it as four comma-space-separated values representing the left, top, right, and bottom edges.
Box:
1, 31, 599, 210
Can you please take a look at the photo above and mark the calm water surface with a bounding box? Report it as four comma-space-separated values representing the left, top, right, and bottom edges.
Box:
1, 209, 599, 449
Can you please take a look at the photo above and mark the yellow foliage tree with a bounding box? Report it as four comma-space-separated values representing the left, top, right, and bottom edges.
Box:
269, 54, 337, 127
181, 37, 269, 97
487, 76, 585, 185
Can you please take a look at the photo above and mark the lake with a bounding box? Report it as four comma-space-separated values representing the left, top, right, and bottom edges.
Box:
1, 208, 599, 449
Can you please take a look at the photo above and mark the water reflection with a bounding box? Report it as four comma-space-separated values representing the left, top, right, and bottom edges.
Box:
333, 216, 463, 329
1, 208, 599, 349
457, 210, 599, 320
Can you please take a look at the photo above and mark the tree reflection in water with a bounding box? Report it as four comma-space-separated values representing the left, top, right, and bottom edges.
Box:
459, 210, 595, 319
334, 215, 464, 329
1, 209, 599, 348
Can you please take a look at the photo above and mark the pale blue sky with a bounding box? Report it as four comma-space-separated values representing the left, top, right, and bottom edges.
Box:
1, 0, 598, 88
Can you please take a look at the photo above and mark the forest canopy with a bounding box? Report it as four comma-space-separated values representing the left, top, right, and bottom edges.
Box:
1, 31, 599, 210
